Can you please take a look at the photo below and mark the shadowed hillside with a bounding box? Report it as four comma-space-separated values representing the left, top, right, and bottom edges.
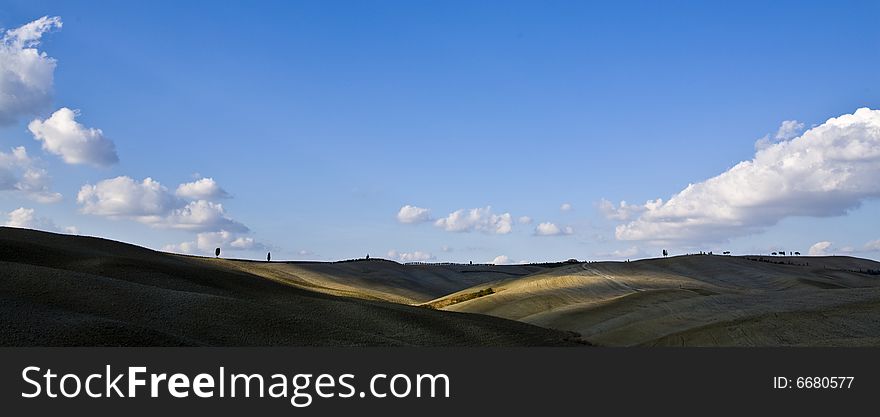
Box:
200, 257, 548, 304
431, 254, 880, 346
6, 225, 879, 347
0, 227, 581, 347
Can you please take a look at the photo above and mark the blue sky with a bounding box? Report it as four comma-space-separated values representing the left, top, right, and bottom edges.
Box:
1, 1, 879, 263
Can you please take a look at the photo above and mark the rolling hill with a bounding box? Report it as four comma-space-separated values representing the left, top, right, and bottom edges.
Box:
203, 256, 548, 304
0, 227, 580, 346
431, 254, 880, 346
5, 225, 880, 347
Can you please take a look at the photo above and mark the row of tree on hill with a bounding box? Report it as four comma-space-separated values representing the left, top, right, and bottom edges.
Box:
662, 249, 801, 257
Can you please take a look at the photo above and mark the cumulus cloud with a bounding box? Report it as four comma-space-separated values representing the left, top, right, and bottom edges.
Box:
0, 146, 61, 203
28, 108, 118, 166
755, 119, 807, 151
491, 255, 513, 265
165, 200, 248, 232
175, 177, 229, 200
614, 108, 880, 244
387, 250, 434, 263
517, 216, 533, 224
776, 120, 805, 140
434, 206, 513, 234
534, 222, 574, 236
78, 176, 247, 232
199, 230, 262, 250
77, 176, 176, 220
81, 175, 265, 255
560, 203, 573, 212
164, 231, 264, 255
396, 205, 431, 224
161, 241, 197, 254
441, 245, 453, 252
808, 241, 833, 256
598, 199, 645, 221
0, 16, 61, 125
3, 207, 75, 233
864, 240, 880, 252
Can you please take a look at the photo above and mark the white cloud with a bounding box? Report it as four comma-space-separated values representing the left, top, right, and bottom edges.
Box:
809, 241, 833, 256
396, 204, 431, 224
162, 241, 197, 254
80, 175, 264, 255
441, 245, 453, 252
864, 240, 880, 252
598, 199, 645, 221
164, 230, 265, 255
387, 250, 434, 263
560, 203, 573, 212
755, 119, 807, 151
28, 107, 119, 166
434, 206, 513, 234
165, 200, 248, 232
615, 108, 880, 244
0, 146, 61, 203
175, 177, 229, 200
517, 215, 533, 224
534, 222, 574, 236
0, 16, 61, 125
78, 176, 247, 232
2, 207, 75, 233
198, 230, 262, 250
491, 255, 513, 265
77, 176, 176, 220
775, 120, 805, 140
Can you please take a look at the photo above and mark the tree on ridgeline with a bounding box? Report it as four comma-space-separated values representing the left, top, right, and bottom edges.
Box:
215, 248, 221, 258
267, 252, 271, 262
662, 249, 668, 257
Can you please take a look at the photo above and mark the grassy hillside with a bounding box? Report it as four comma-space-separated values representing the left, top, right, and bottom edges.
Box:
7, 225, 878, 347
433, 254, 880, 346
0, 227, 581, 347
203, 256, 546, 304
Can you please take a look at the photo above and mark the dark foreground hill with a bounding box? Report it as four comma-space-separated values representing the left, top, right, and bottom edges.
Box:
0, 227, 581, 347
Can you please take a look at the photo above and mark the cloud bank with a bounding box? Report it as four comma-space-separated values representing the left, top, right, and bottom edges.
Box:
613, 108, 880, 244
77, 176, 259, 254
0, 16, 61, 125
